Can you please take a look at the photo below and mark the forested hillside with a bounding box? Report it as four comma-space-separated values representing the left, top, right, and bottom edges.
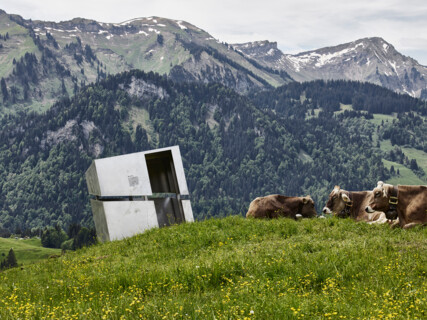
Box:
0, 71, 425, 232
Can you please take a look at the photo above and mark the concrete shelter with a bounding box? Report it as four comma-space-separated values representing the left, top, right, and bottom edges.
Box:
86, 146, 194, 242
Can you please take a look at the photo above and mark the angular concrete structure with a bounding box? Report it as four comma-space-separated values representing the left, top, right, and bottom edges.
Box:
86, 146, 194, 242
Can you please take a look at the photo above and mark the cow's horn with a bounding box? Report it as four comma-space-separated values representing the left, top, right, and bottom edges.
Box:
341, 193, 350, 202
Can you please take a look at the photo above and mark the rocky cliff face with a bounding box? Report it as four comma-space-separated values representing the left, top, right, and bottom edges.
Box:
234, 38, 427, 98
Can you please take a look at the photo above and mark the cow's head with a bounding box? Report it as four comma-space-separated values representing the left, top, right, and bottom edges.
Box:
322, 186, 352, 217
365, 181, 396, 219
300, 196, 317, 218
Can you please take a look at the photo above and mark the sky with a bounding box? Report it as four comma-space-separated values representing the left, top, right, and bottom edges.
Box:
2, 0, 427, 65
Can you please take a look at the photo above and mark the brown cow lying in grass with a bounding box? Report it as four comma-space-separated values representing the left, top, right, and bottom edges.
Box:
246, 194, 317, 219
322, 186, 389, 224
365, 181, 427, 229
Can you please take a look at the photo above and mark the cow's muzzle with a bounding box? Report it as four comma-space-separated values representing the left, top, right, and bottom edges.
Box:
365, 206, 375, 213
322, 207, 332, 214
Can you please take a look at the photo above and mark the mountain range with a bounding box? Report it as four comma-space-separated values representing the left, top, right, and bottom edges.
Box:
0, 9, 290, 115
0, 9, 426, 118
233, 38, 427, 98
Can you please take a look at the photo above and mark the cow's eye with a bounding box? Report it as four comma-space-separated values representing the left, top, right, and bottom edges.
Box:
375, 192, 380, 197
332, 195, 337, 200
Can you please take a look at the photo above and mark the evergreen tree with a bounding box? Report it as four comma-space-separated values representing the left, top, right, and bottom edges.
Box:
135, 125, 150, 151
410, 159, 419, 171
1, 248, 18, 270
73, 227, 97, 249
6, 248, 18, 268
41, 226, 68, 248
61, 78, 67, 96
67, 223, 81, 239
157, 34, 164, 45
10, 85, 18, 103
1, 77, 8, 102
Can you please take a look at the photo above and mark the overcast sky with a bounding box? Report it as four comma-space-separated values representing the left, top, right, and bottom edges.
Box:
2, 0, 427, 65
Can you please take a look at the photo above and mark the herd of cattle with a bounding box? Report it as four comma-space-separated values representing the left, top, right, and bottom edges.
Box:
246, 182, 427, 229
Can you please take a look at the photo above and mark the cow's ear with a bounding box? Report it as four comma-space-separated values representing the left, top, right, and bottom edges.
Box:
377, 181, 384, 188
341, 193, 350, 202
302, 197, 308, 204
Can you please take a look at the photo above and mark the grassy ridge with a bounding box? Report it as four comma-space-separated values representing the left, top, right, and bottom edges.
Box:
0, 237, 61, 266
0, 216, 426, 319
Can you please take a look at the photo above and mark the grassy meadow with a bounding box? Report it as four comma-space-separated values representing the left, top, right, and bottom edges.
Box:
382, 159, 426, 185
0, 237, 61, 266
0, 216, 426, 319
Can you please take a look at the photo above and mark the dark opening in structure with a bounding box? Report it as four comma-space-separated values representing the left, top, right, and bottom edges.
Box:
145, 150, 185, 226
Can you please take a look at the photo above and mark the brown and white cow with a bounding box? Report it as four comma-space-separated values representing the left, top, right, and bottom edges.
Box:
365, 181, 427, 229
246, 194, 317, 219
322, 186, 389, 224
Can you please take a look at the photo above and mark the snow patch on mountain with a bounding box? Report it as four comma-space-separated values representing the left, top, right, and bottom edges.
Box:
267, 48, 275, 56
383, 43, 389, 52
117, 18, 145, 26
292, 43, 365, 68
177, 21, 187, 30
389, 61, 398, 74
148, 28, 160, 34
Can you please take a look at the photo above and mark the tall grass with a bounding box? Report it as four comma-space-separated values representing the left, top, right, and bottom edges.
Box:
0, 216, 426, 319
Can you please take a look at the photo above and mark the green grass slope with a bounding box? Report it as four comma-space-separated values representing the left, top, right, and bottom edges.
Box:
0, 216, 426, 319
382, 159, 426, 185
380, 139, 427, 185
380, 140, 427, 175
0, 237, 61, 265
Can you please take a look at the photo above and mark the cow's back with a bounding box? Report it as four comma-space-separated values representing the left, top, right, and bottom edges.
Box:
246, 195, 294, 219
398, 185, 427, 227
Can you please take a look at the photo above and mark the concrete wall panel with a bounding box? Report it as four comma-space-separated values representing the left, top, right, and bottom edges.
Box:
92, 200, 159, 242
181, 200, 194, 222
